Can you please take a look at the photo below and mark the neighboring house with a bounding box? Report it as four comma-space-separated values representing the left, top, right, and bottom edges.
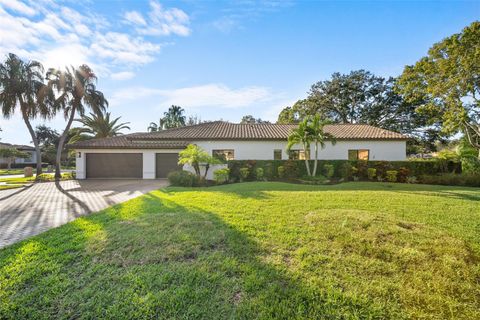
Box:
71, 121, 408, 180
0, 142, 37, 168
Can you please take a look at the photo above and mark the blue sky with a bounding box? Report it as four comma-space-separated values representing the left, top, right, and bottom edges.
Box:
0, 0, 478, 144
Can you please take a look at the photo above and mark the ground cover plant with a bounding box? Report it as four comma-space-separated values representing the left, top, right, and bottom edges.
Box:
0, 182, 479, 319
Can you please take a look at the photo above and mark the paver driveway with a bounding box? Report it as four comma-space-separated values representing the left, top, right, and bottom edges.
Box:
0, 179, 167, 248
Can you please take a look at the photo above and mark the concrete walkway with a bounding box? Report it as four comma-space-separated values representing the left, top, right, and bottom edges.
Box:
0, 179, 168, 248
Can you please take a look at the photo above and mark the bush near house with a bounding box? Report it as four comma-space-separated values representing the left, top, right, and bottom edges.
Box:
227, 159, 461, 182
167, 170, 198, 187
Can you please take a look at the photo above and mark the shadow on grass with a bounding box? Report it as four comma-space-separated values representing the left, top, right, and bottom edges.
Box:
0, 189, 392, 319
164, 181, 480, 202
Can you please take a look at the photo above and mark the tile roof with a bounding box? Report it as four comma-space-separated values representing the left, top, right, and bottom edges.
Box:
71, 121, 408, 149
0, 142, 35, 151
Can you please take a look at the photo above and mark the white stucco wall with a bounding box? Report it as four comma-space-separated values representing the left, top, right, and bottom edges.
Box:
195, 140, 406, 161
75, 149, 182, 179
75, 140, 406, 179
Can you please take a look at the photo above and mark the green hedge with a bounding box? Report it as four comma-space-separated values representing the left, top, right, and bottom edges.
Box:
227, 159, 461, 181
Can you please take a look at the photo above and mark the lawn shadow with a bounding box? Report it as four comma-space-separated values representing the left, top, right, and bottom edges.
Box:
0, 187, 389, 319
167, 181, 480, 201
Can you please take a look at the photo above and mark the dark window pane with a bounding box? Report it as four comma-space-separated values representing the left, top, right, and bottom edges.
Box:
348, 150, 358, 161
274, 149, 282, 160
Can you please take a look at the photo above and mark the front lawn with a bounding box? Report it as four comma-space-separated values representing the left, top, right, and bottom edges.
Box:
0, 176, 35, 190
0, 182, 479, 319
0, 169, 24, 176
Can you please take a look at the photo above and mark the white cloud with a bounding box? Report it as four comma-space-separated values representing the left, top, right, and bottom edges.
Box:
124, 0, 190, 37
0, 0, 189, 77
0, 0, 36, 16
110, 71, 135, 81
124, 11, 147, 26
111, 84, 273, 109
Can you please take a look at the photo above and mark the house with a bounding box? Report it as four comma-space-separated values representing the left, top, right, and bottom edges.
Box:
71, 121, 408, 180
0, 142, 37, 169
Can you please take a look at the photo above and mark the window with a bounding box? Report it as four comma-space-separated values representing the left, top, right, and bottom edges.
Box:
288, 150, 309, 160
348, 149, 369, 161
273, 149, 282, 160
212, 149, 234, 161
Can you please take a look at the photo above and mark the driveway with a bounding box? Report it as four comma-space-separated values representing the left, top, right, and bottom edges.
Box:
0, 179, 168, 248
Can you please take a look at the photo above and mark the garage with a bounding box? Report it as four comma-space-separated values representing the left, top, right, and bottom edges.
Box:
155, 153, 181, 178
86, 153, 143, 179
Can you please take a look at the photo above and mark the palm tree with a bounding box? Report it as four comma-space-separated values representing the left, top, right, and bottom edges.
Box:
286, 117, 313, 176
309, 115, 335, 176
148, 118, 165, 132
0, 53, 54, 175
73, 112, 130, 139
163, 105, 186, 129
47, 65, 107, 178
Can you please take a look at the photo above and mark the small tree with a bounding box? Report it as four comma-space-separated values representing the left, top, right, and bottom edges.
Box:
0, 148, 29, 169
178, 144, 220, 179
286, 117, 313, 176
309, 115, 335, 176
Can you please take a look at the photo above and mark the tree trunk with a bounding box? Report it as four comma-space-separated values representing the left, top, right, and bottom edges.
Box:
312, 141, 319, 176
19, 100, 42, 176
7, 158, 12, 170
303, 143, 311, 176
55, 105, 76, 179
203, 164, 210, 179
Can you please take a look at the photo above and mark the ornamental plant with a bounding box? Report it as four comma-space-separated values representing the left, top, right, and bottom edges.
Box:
367, 168, 377, 180
386, 170, 398, 182
239, 167, 250, 182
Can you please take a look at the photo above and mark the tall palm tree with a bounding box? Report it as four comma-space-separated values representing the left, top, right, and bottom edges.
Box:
309, 115, 335, 176
47, 65, 107, 178
0, 53, 54, 175
73, 112, 130, 139
163, 105, 186, 129
286, 117, 313, 176
148, 118, 166, 132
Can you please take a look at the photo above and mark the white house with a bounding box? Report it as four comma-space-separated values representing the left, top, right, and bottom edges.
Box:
0, 142, 37, 168
71, 121, 408, 179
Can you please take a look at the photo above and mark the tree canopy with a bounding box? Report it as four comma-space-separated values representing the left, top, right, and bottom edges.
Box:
240, 115, 270, 124
396, 21, 480, 154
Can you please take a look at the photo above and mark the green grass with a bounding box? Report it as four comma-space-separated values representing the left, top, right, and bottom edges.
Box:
0, 176, 35, 190
0, 182, 479, 319
0, 169, 24, 176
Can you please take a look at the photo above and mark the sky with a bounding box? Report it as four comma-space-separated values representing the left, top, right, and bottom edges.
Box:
0, 0, 478, 145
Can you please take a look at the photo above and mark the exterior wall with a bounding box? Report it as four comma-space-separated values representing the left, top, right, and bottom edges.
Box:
0, 150, 36, 165
75, 149, 182, 179
195, 140, 406, 161
75, 140, 406, 179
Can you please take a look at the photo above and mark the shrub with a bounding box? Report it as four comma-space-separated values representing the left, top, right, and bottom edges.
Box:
213, 168, 230, 184
323, 164, 334, 179
367, 168, 376, 180
167, 170, 197, 187
284, 160, 299, 178
239, 167, 250, 182
277, 166, 285, 178
397, 167, 410, 183
386, 170, 398, 182
406, 176, 418, 184
420, 173, 480, 187
256, 168, 264, 181
461, 157, 480, 175
341, 162, 353, 181
300, 175, 328, 185
356, 161, 369, 179
351, 167, 359, 180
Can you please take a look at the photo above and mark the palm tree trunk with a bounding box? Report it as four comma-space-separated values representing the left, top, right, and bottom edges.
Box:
55, 106, 76, 179
312, 141, 318, 176
19, 101, 42, 176
303, 143, 311, 176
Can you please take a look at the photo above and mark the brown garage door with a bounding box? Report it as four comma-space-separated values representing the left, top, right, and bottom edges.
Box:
156, 153, 181, 178
86, 153, 143, 179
